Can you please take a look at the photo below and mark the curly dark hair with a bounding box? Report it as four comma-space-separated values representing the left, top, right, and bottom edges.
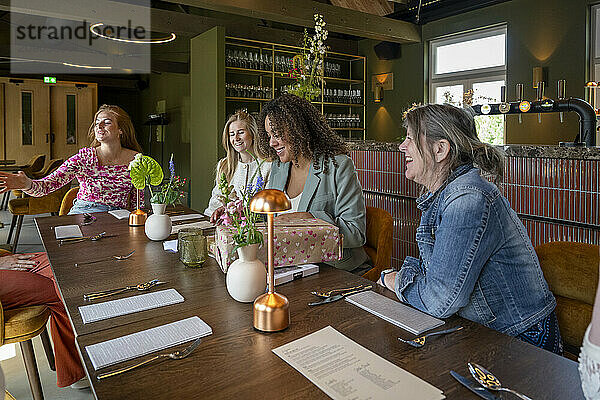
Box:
257, 94, 349, 173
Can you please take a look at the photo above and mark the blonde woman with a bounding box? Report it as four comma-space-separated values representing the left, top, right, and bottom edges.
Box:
205, 110, 271, 223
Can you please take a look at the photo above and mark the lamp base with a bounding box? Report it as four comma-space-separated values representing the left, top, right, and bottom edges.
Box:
128, 209, 147, 226
253, 292, 290, 332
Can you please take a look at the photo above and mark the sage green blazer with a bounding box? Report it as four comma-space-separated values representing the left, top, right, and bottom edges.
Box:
267, 154, 368, 271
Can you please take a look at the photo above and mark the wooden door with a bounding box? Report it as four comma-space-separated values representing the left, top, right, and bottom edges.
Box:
2, 78, 51, 164
51, 83, 97, 161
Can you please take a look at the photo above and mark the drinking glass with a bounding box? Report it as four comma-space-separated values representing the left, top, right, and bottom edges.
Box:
178, 228, 207, 268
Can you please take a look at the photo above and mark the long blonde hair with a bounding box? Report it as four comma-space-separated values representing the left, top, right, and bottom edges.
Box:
218, 110, 266, 183
88, 104, 142, 152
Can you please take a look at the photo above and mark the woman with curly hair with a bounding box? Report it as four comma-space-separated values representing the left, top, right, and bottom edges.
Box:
205, 110, 271, 223
257, 94, 368, 272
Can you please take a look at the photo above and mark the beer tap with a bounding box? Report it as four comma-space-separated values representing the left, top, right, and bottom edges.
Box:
558, 80, 566, 123
499, 86, 510, 113
536, 81, 545, 123
516, 83, 524, 123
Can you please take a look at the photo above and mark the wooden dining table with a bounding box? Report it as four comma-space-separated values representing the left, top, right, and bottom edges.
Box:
35, 207, 584, 400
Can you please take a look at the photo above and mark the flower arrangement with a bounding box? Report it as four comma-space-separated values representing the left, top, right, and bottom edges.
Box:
129, 154, 186, 205
287, 14, 328, 101
218, 156, 265, 250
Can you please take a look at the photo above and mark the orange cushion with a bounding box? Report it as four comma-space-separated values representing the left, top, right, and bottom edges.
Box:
2, 306, 50, 345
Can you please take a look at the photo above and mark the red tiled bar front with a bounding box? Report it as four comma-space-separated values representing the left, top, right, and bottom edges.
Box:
348, 142, 600, 269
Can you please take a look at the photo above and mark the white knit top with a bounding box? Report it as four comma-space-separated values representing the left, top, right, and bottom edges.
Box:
204, 158, 271, 216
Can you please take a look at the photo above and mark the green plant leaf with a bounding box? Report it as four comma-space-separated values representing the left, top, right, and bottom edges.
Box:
130, 155, 164, 189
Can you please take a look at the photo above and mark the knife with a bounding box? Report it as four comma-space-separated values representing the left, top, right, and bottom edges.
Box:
450, 371, 500, 400
308, 285, 372, 306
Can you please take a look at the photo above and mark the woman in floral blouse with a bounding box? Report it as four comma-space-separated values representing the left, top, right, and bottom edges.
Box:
0, 104, 142, 214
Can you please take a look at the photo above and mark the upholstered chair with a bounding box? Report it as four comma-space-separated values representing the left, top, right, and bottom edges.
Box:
0, 249, 55, 400
535, 241, 600, 357
361, 206, 394, 282
59, 187, 79, 216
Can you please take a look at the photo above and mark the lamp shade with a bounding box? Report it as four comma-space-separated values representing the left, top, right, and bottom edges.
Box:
250, 189, 291, 214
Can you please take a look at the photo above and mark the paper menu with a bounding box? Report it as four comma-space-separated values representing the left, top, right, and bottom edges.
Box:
345, 291, 444, 335
273, 326, 444, 400
54, 224, 83, 239
108, 209, 130, 220
79, 289, 184, 324
86, 316, 212, 370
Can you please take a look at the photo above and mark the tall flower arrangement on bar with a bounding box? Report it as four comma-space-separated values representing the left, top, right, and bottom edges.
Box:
287, 14, 328, 101
218, 155, 265, 250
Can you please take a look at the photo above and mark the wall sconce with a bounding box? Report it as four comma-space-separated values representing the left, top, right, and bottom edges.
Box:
372, 72, 393, 103
532, 66, 544, 88
374, 84, 384, 102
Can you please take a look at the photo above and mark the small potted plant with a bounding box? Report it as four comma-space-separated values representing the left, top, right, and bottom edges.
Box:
129, 154, 185, 241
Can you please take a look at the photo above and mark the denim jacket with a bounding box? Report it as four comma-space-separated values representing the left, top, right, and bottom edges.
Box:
395, 164, 556, 336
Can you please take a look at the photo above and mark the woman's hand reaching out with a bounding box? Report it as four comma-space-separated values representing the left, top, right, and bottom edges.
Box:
0, 171, 32, 194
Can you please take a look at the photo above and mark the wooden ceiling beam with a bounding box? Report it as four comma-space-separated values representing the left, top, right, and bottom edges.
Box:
330, 0, 393, 17
162, 0, 420, 43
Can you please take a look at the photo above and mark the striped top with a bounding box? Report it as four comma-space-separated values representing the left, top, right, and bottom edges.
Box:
26, 147, 140, 209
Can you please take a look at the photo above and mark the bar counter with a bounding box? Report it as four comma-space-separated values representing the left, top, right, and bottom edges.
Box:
347, 141, 600, 268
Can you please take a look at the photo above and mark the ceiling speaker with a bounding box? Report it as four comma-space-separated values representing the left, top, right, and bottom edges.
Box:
374, 41, 401, 60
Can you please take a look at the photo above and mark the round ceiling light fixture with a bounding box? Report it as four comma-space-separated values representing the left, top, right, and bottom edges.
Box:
90, 23, 176, 44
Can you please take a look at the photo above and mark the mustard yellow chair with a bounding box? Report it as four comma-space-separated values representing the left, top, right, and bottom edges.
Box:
0, 249, 55, 400
59, 187, 79, 216
1, 155, 46, 210
536, 241, 600, 357
361, 206, 394, 282
31, 159, 63, 180
6, 186, 71, 252
5, 390, 16, 400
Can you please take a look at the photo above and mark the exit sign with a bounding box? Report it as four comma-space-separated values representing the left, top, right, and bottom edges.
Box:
43, 76, 56, 84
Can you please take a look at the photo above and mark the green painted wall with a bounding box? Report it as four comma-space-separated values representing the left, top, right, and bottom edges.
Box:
190, 27, 225, 211
361, 0, 595, 145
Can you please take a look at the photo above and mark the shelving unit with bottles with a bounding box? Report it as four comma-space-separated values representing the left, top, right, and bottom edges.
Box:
225, 36, 366, 140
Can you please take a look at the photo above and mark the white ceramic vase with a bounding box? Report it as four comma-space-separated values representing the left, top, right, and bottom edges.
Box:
226, 243, 267, 303
145, 203, 172, 241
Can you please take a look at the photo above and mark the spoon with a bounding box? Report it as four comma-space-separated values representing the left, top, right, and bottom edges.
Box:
468, 362, 532, 400
74, 250, 135, 267
398, 326, 463, 348
59, 231, 106, 245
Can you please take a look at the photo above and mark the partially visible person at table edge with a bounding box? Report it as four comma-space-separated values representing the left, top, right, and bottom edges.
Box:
205, 109, 271, 223
257, 94, 369, 273
378, 104, 562, 354
0, 104, 143, 215
579, 266, 600, 399
0, 251, 86, 388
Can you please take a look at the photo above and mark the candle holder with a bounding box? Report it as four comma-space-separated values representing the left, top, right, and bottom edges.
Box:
249, 189, 291, 332
129, 188, 147, 226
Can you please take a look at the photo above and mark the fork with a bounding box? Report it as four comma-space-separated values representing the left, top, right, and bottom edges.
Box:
83, 279, 166, 301
74, 250, 135, 267
398, 326, 464, 348
59, 231, 106, 245
311, 284, 367, 298
96, 337, 202, 380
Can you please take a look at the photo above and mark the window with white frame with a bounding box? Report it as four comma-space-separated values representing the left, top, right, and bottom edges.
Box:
429, 26, 507, 144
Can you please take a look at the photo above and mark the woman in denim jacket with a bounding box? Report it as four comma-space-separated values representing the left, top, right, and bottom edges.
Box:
379, 104, 562, 354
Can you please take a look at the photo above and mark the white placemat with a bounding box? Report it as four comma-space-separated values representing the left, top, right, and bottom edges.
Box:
79, 289, 184, 324
345, 291, 444, 335
86, 316, 212, 370
54, 225, 83, 239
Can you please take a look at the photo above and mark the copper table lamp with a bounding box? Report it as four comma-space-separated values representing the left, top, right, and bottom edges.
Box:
249, 189, 291, 332
129, 188, 147, 226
